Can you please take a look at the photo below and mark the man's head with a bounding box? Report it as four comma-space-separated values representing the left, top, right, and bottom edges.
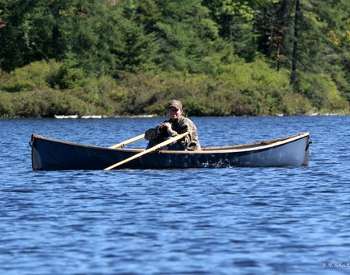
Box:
168, 99, 183, 120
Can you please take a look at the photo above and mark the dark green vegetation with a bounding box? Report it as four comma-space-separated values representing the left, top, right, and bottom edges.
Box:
0, 0, 349, 117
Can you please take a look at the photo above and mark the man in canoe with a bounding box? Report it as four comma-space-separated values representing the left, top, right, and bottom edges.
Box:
145, 100, 201, 150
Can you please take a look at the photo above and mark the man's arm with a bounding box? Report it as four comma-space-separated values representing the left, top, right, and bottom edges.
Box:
145, 121, 174, 141
161, 122, 178, 137
182, 119, 201, 150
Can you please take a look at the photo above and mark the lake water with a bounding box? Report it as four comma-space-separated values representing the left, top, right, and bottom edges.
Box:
0, 116, 350, 274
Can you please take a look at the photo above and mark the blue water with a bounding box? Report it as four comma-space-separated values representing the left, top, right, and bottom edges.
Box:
1, 116, 350, 274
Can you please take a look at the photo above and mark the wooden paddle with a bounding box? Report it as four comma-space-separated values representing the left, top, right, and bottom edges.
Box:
104, 131, 189, 171
109, 134, 145, 149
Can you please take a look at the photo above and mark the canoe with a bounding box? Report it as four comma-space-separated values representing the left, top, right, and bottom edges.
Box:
31, 132, 310, 170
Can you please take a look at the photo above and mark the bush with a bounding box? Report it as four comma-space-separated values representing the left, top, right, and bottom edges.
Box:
48, 62, 87, 90
299, 72, 349, 112
0, 61, 60, 92
281, 93, 313, 115
0, 58, 349, 118
0, 93, 14, 117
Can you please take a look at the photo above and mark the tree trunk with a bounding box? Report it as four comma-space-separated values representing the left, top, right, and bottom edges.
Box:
290, 0, 300, 87
276, 0, 291, 71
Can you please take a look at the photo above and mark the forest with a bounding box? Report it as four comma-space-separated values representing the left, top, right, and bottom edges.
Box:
0, 0, 349, 117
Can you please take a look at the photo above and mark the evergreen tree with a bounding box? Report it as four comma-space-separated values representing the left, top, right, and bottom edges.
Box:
0, 0, 157, 74
203, 0, 259, 60
127, 0, 222, 73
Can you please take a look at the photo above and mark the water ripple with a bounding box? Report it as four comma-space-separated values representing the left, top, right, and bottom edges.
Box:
0, 117, 350, 274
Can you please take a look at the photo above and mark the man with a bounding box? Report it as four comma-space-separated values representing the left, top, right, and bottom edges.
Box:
145, 100, 201, 150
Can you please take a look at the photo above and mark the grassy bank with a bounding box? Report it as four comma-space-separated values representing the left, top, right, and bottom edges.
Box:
0, 60, 349, 118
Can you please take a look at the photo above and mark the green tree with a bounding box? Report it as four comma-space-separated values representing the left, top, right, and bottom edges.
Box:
0, 0, 157, 74
126, 0, 223, 73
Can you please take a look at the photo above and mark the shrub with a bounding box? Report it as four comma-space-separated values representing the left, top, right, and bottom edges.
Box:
48, 64, 87, 90
0, 61, 60, 92
0, 93, 14, 117
282, 93, 313, 115
299, 72, 349, 112
0, 58, 348, 118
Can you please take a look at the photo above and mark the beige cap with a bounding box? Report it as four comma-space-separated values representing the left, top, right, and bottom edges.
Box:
168, 100, 183, 110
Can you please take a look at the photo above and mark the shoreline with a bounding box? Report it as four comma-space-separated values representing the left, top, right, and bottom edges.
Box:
1, 113, 349, 119
54, 114, 158, 119
53, 112, 350, 118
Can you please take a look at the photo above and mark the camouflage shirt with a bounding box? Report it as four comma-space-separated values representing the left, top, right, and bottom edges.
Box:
145, 116, 201, 150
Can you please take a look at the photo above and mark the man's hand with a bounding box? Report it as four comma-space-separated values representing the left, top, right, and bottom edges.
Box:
161, 122, 172, 131
159, 122, 177, 136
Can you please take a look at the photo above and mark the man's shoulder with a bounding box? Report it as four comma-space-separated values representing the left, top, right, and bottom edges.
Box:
180, 117, 197, 128
180, 116, 193, 123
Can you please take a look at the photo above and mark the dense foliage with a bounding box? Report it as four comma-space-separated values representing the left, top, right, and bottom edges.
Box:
0, 0, 349, 117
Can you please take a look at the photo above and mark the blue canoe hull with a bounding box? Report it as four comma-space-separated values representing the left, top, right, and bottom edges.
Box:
31, 132, 310, 170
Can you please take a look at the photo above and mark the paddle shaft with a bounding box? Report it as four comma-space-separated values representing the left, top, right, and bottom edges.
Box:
105, 131, 189, 170
109, 134, 145, 149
